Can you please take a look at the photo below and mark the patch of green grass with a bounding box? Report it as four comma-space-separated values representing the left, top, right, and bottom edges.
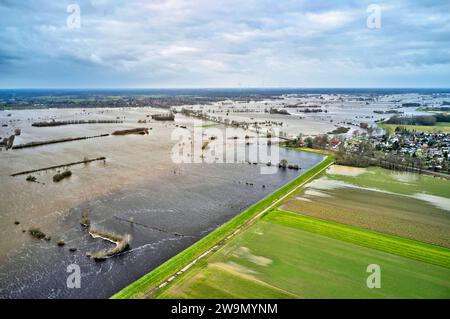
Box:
112, 153, 333, 299
155, 210, 450, 299
379, 123, 450, 133
158, 261, 296, 299
272, 210, 450, 269
435, 122, 450, 127
282, 145, 336, 156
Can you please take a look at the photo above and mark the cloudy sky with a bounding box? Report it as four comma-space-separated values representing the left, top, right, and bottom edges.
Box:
1, 0, 450, 88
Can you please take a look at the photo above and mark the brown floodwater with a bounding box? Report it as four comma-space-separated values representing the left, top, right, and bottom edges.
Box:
0, 107, 324, 298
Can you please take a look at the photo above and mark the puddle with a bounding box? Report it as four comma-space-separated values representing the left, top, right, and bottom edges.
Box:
327, 165, 367, 176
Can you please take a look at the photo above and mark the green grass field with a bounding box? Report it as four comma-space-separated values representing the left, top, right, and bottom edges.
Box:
112, 152, 334, 298
272, 210, 450, 268
379, 123, 450, 133
155, 210, 450, 299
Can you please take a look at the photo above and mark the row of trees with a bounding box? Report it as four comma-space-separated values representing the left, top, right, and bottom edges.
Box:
285, 133, 341, 149
386, 114, 450, 126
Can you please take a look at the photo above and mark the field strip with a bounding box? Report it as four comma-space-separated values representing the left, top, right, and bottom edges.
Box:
112, 153, 334, 298
272, 209, 450, 269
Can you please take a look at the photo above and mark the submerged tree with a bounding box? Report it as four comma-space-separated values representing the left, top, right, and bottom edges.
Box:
279, 159, 288, 169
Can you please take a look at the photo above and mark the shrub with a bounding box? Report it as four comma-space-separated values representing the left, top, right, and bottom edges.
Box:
53, 170, 72, 183
29, 228, 46, 240
26, 175, 36, 182
279, 159, 288, 169
80, 209, 90, 227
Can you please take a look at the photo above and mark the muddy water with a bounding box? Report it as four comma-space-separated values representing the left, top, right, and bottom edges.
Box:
181, 93, 431, 137
0, 108, 324, 298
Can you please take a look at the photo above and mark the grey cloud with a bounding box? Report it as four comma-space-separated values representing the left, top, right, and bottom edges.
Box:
0, 0, 449, 87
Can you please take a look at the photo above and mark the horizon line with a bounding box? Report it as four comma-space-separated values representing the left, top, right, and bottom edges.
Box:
1, 87, 450, 91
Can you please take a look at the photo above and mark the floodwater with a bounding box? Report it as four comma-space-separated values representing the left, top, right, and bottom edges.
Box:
326, 165, 367, 176
181, 93, 434, 137
0, 107, 324, 298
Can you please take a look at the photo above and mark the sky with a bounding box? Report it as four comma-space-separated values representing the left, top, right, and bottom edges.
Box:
0, 0, 450, 88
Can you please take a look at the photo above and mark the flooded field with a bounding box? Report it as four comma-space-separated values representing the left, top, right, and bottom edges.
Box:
0, 107, 324, 298
282, 165, 450, 248
177, 93, 435, 137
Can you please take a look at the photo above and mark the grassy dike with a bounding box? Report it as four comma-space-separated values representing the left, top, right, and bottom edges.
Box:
112, 150, 335, 298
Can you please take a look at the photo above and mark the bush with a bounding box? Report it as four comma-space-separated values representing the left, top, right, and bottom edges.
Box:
435, 113, 450, 123
53, 170, 72, 183
305, 137, 313, 148
80, 209, 90, 227
328, 127, 350, 134
278, 159, 288, 169
29, 228, 46, 240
